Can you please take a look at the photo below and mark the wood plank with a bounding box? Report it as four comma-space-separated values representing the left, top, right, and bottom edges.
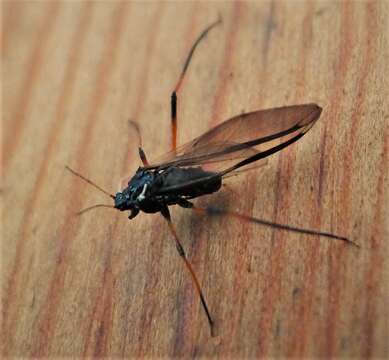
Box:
2, 1, 388, 357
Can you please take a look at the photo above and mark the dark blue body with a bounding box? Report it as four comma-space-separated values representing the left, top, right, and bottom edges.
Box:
114, 166, 222, 218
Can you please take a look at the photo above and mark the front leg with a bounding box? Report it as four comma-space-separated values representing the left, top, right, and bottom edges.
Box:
128, 208, 139, 219
128, 120, 149, 166
138, 147, 149, 166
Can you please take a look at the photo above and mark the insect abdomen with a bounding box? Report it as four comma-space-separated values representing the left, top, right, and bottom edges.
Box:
161, 167, 222, 198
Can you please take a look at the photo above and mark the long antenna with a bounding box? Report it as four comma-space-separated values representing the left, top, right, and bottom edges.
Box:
77, 204, 115, 215
65, 166, 115, 199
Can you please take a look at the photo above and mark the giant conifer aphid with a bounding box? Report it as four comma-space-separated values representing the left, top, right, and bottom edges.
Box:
67, 18, 357, 337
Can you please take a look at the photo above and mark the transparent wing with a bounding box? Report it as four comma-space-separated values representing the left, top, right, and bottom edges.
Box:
146, 104, 321, 174
151, 104, 322, 194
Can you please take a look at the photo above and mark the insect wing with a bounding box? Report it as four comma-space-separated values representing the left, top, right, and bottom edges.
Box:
152, 104, 322, 194
147, 104, 321, 172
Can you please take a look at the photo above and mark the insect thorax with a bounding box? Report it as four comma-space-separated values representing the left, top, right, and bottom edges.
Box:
121, 166, 221, 214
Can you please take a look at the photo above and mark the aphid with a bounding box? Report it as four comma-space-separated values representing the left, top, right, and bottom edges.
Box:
67, 18, 357, 337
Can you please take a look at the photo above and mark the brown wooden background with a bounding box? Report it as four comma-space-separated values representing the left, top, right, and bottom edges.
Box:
2, 1, 388, 358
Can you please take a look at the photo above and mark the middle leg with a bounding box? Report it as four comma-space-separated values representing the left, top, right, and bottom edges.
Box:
160, 206, 215, 336
170, 17, 222, 152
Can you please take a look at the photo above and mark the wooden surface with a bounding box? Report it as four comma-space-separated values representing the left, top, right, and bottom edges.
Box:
2, 1, 388, 357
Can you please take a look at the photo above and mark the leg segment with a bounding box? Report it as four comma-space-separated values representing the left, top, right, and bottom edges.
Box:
160, 206, 215, 336
170, 17, 222, 152
179, 201, 359, 247
128, 120, 149, 166
171, 91, 178, 152
138, 147, 149, 166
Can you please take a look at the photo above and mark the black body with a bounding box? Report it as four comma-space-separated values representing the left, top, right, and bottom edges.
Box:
114, 103, 322, 220
114, 166, 222, 218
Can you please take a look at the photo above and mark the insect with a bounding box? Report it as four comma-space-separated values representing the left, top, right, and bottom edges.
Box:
67, 18, 357, 337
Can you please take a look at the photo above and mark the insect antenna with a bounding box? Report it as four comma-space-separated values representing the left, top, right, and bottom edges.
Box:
65, 165, 115, 199
77, 204, 115, 216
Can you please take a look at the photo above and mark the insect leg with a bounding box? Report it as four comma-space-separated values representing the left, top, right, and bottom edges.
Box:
160, 206, 215, 336
128, 120, 149, 166
180, 201, 359, 247
138, 147, 149, 166
170, 17, 222, 152
171, 92, 177, 152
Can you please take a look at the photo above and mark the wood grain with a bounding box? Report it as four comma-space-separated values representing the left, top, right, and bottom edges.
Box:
2, 1, 388, 357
